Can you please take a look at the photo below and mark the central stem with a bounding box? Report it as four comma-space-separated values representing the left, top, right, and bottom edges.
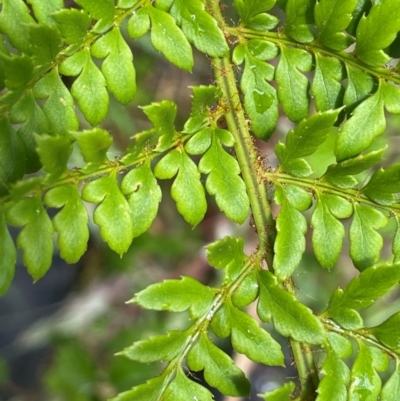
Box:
206, 1, 320, 399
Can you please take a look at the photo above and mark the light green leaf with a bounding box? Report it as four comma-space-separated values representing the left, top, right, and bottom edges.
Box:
121, 164, 161, 238
229, 303, 284, 366
0, 0, 35, 53
127, 8, 150, 39
61, 49, 109, 126
131, 276, 214, 319
82, 171, 133, 256
183, 86, 221, 134
171, 0, 228, 57
347, 0, 371, 36
26, 0, 63, 27
327, 332, 353, 358
199, 130, 249, 223
258, 382, 295, 401
285, 0, 316, 42
35, 135, 73, 181
154, 148, 207, 227
187, 333, 251, 397
327, 263, 400, 315
316, 347, 350, 401
164, 368, 214, 401
237, 46, 278, 139
246, 13, 279, 31
7, 196, 53, 281
336, 83, 385, 162
109, 374, 166, 401
381, 362, 400, 401
32, 69, 79, 136
72, 128, 113, 166
146, 6, 193, 71
382, 81, 400, 114
326, 303, 364, 330
355, 0, 400, 66
141, 100, 177, 151
0, 212, 16, 296
75, 0, 115, 32
276, 45, 312, 122
311, 53, 345, 111
91, 27, 136, 105
315, 0, 357, 50
277, 108, 340, 169
232, 272, 259, 307
323, 148, 385, 188
234, 0, 276, 23
185, 128, 213, 155
363, 163, 400, 205
311, 193, 352, 269
273, 185, 311, 279
348, 342, 377, 399
206, 236, 247, 281
343, 64, 375, 113
44, 185, 89, 264
118, 330, 188, 362
52, 8, 92, 45
257, 270, 326, 344
368, 312, 400, 351
349, 204, 388, 270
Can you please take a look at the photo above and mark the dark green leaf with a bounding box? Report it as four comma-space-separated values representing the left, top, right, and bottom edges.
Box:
349, 204, 387, 270
199, 130, 250, 223
311, 193, 352, 269
131, 276, 215, 319
363, 163, 400, 205
75, 0, 115, 32
311, 53, 345, 111
273, 185, 311, 279
336, 83, 385, 162
0, 212, 16, 296
171, 0, 228, 57
258, 382, 295, 401
146, 6, 193, 71
164, 368, 214, 401
187, 333, 251, 397
368, 312, 400, 352
82, 171, 134, 256
257, 270, 326, 344
52, 8, 92, 45
44, 185, 89, 264
35, 135, 73, 181
121, 163, 161, 238
154, 148, 207, 227
32, 69, 79, 136
315, 0, 357, 50
91, 27, 136, 105
0, 117, 26, 184
285, 0, 316, 42
118, 330, 188, 362
355, 0, 400, 66
0, 0, 35, 53
276, 45, 312, 122
7, 196, 53, 281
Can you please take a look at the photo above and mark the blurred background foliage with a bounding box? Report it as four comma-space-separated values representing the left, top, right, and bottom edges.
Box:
1, 1, 400, 400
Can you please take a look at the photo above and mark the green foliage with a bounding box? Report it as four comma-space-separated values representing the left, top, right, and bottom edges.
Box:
1, 0, 400, 399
